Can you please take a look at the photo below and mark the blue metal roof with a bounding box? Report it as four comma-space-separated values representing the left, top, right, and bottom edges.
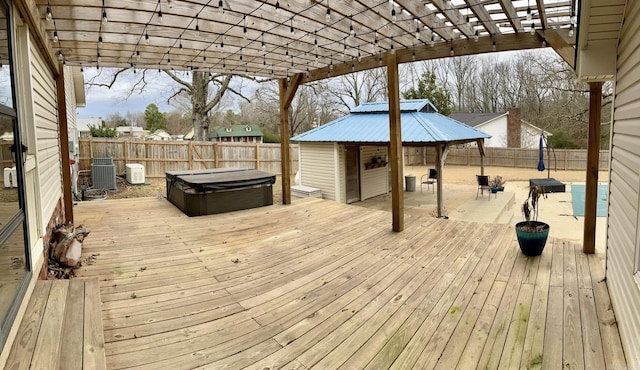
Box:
292, 100, 490, 144
351, 99, 438, 113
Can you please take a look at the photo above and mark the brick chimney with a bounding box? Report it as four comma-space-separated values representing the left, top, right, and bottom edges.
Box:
507, 108, 522, 148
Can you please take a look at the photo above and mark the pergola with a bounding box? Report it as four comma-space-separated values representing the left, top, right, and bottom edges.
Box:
19, 0, 606, 251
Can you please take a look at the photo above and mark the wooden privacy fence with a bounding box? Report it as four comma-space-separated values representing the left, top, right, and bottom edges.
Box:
78, 139, 299, 177
404, 146, 610, 171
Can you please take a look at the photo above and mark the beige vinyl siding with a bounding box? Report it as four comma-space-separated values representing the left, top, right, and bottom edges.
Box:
336, 144, 345, 203
30, 42, 62, 232
64, 67, 77, 131
608, 1, 640, 366
360, 146, 388, 201
299, 142, 337, 201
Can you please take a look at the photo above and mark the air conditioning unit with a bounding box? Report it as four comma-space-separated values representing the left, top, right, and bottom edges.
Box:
3, 167, 16, 188
125, 164, 145, 185
91, 157, 117, 190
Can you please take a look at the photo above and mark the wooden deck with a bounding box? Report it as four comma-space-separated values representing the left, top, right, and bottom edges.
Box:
5, 278, 107, 369
72, 197, 627, 369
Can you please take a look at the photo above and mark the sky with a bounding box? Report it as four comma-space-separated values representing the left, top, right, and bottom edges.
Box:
77, 69, 180, 119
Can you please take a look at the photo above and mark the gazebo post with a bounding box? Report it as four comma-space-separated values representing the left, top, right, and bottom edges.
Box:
278, 74, 302, 205
435, 143, 450, 218
386, 52, 404, 232
477, 139, 486, 176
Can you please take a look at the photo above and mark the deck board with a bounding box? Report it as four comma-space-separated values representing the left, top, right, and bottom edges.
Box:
71, 197, 628, 369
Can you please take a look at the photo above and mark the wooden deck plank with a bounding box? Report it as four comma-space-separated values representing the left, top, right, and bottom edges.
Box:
30, 280, 68, 369
58, 279, 86, 370
563, 241, 585, 370
64, 197, 628, 370
519, 241, 553, 370
4, 282, 52, 370
579, 287, 606, 370
542, 285, 564, 369
588, 254, 628, 369
476, 251, 528, 369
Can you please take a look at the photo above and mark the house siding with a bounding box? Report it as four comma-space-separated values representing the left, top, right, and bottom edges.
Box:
336, 144, 345, 203
608, 1, 640, 366
29, 41, 62, 234
360, 146, 389, 200
299, 143, 337, 201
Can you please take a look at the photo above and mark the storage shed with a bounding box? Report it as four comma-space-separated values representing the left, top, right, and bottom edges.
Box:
292, 100, 490, 212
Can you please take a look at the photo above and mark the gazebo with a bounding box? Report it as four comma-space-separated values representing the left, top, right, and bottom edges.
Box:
292, 99, 490, 217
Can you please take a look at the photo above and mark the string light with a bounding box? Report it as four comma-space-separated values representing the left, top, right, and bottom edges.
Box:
53, 31, 59, 42
415, 22, 420, 40
136, 49, 141, 61
391, 6, 397, 23
358, 51, 362, 62
145, 31, 150, 44
526, 0, 532, 21
101, 0, 108, 25
97, 52, 101, 63
530, 23, 535, 35
195, 15, 200, 37
275, 1, 280, 14
568, 24, 574, 37
46, 6, 52, 21
218, 0, 224, 14
429, 33, 435, 47
474, 29, 479, 42
350, 16, 355, 37
98, 35, 103, 48
326, 0, 331, 22
262, 33, 266, 49
158, 0, 163, 23
290, 18, 295, 35
57, 50, 63, 61
390, 36, 395, 54
492, 40, 496, 51
179, 36, 183, 49
243, 16, 247, 39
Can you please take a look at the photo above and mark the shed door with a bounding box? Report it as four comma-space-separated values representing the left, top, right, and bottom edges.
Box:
345, 146, 360, 203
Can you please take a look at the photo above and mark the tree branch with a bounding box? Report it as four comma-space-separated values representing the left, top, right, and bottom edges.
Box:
85, 68, 131, 89
203, 74, 233, 114
162, 70, 193, 90
167, 87, 189, 104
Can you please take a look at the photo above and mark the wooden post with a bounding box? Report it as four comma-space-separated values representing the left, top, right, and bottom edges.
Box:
386, 52, 404, 232
583, 82, 602, 254
255, 143, 260, 171
55, 72, 73, 224
214, 143, 219, 168
188, 141, 193, 169
89, 138, 93, 165
123, 141, 128, 167
435, 143, 444, 218
278, 74, 302, 205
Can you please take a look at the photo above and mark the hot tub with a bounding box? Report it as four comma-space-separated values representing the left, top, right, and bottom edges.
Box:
166, 168, 276, 216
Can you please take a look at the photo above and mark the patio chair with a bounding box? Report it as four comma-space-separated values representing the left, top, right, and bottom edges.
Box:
476, 175, 493, 200
420, 168, 438, 193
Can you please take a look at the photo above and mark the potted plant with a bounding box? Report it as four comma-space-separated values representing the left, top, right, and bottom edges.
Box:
515, 185, 549, 256
489, 176, 506, 192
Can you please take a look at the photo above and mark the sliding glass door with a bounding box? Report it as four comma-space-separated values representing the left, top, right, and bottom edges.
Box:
0, 0, 31, 350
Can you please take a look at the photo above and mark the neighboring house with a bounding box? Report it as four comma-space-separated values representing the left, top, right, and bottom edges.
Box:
291, 99, 489, 204
145, 129, 172, 141
76, 117, 103, 138
210, 125, 263, 143
116, 126, 146, 139
450, 108, 551, 148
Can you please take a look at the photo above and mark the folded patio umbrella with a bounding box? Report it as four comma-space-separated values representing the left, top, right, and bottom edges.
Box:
537, 135, 545, 171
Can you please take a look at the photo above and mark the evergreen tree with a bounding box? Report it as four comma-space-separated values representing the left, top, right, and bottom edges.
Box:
402, 71, 453, 116
144, 103, 166, 132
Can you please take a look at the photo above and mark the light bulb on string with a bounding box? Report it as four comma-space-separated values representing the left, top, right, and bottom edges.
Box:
350, 16, 355, 37
429, 33, 435, 47
97, 52, 101, 63
53, 31, 59, 43
218, 0, 223, 14
46, 7, 52, 21
195, 16, 200, 37
474, 29, 479, 42
415, 25, 420, 40
492, 40, 496, 51
450, 45, 454, 56
358, 51, 362, 62
568, 24, 574, 37
290, 18, 295, 35
136, 49, 141, 61
326, 8, 330, 22
275, 1, 280, 14
98, 35, 103, 48
145, 32, 150, 44
391, 7, 396, 23
102, 10, 108, 24
57, 50, 63, 61
530, 23, 535, 35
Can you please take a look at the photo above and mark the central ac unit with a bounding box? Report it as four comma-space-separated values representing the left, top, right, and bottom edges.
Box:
126, 164, 145, 184
91, 157, 117, 190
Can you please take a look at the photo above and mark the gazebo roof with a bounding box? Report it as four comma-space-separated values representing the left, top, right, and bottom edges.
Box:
30, 0, 576, 80
292, 99, 490, 145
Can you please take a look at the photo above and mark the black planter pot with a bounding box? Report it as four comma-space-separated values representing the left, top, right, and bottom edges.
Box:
515, 221, 550, 256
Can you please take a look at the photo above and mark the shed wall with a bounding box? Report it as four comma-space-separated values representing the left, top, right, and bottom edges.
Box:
299, 142, 337, 201
608, 2, 640, 366
359, 146, 389, 200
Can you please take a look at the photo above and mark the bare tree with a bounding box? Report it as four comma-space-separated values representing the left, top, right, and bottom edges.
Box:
86, 68, 251, 142
330, 68, 388, 110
